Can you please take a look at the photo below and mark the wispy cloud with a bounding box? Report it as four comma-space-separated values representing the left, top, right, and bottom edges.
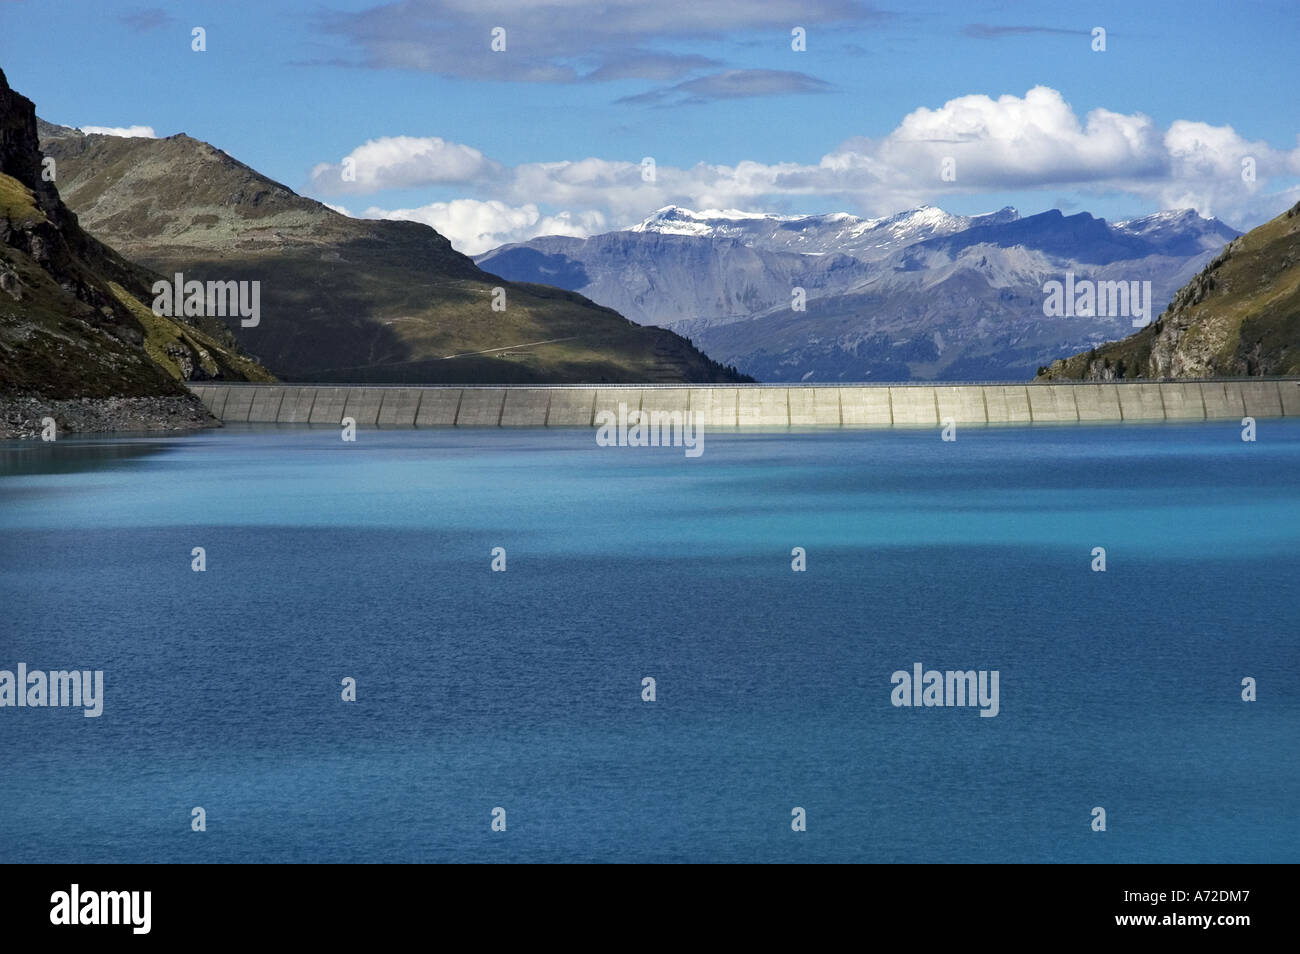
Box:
962, 24, 1092, 40
617, 69, 832, 106
583, 51, 723, 83
118, 8, 175, 32
315, 0, 887, 101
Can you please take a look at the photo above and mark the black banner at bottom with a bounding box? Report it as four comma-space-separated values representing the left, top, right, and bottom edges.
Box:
3, 863, 1282, 941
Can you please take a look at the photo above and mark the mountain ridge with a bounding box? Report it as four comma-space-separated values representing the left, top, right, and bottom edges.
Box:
628, 203, 1023, 259
38, 122, 750, 385
477, 203, 1241, 381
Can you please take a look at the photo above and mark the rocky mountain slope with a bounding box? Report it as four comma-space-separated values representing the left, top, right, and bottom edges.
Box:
39, 124, 747, 385
479, 206, 1240, 382
1, 69, 271, 408
1038, 200, 1300, 380
477, 230, 875, 330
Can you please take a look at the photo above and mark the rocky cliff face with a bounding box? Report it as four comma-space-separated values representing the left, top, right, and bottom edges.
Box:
1039, 201, 1300, 380
0, 68, 272, 401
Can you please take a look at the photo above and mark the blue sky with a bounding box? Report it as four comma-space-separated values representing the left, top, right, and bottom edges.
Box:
3, 0, 1298, 252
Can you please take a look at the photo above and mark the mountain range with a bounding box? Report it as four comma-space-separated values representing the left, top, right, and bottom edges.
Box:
9, 64, 1289, 401
477, 205, 1242, 381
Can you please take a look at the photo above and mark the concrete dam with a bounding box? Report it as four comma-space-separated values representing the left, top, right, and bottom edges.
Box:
190, 380, 1300, 429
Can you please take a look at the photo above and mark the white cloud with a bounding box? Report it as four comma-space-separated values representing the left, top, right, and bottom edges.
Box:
311, 135, 500, 194
316, 87, 1300, 235
79, 125, 157, 138
362, 199, 607, 255
1149, 120, 1298, 220
870, 86, 1167, 187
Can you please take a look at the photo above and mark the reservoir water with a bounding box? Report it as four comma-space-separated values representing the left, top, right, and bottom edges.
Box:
1, 422, 1296, 862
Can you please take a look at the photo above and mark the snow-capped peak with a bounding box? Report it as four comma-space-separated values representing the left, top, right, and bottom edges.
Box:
632, 206, 796, 236
1112, 208, 1239, 253
627, 203, 1025, 259
1116, 208, 1211, 232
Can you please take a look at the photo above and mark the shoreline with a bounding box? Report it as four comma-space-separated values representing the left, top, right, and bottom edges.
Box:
0, 394, 219, 440
5, 377, 1296, 439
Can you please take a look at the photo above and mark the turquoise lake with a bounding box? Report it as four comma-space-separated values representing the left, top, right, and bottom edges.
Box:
1, 421, 1296, 862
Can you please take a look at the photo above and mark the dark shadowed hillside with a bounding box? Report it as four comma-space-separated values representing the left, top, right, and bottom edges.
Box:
39, 123, 749, 385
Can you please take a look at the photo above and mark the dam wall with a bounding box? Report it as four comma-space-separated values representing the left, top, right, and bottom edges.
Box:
190, 380, 1300, 429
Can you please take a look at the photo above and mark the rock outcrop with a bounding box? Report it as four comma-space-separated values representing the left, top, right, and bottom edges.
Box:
1039, 201, 1300, 380
0, 67, 273, 410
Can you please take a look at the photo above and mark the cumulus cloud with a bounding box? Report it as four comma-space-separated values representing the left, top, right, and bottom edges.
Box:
866, 86, 1168, 188
317, 87, 1300, 238
79, 125, 158, 137
362, 199, 608, 255
1152, 121, 1298, 220
310, 135, 501, 194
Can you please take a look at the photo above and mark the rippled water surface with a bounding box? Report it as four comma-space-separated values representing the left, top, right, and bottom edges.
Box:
1, 422, 1296, 862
